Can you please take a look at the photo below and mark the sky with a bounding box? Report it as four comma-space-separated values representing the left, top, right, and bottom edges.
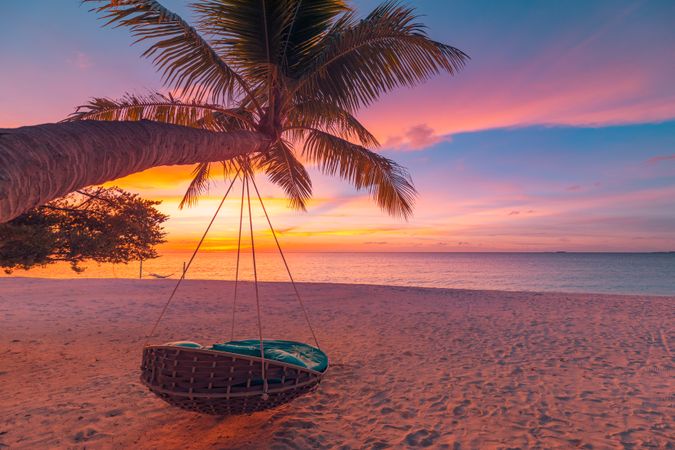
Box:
1, 0, 674, 252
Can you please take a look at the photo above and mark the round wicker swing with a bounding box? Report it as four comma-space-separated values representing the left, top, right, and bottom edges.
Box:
140, 171, 327, 416
140, 344, 324, 415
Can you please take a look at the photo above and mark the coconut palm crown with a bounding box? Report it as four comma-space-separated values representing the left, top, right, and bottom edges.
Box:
73, 0, 468, 218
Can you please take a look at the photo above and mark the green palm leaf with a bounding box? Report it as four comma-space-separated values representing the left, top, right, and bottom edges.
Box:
294, 1, 469, 111
287, 101, 379, 147
66, 0, 467, 219
262, 140, 312, 211
67, 93, 254, 130
179, 162, 212, 209
280, 0, 349, 71
193, 0, 348, 83
85, 0, 253, 104
303, 130, 416, 218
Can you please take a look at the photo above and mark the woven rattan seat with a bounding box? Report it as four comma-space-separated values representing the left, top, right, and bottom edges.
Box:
140, 345, 326, 415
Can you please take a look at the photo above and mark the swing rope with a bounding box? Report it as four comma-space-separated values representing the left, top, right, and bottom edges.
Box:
144, 170, 241, 345
230, 177, 246, 341
144, 165, 319, 396
249, 175, 320, 350
245, 175, 268, 395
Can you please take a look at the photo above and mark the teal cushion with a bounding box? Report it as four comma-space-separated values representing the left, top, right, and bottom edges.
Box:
211, 339, 328, 373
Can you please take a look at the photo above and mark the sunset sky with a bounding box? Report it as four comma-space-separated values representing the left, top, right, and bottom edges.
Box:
2, 0, 674, 252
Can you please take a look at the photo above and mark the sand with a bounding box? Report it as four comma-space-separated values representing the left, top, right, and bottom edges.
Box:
0, 278, 673, 449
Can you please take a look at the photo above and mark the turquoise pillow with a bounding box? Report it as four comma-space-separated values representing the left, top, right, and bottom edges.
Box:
211, 340, 328, 373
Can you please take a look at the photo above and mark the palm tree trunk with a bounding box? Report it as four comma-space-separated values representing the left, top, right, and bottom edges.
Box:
0, 120, 269, 223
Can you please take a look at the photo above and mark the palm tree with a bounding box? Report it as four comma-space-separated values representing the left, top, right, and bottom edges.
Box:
0, 0, 467, 223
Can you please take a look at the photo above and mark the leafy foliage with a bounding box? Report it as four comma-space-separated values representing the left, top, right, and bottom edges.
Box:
77, 0, 469, 218
304, 129, 415, 217
179, 162, 212, 209
68, 93, 255, 130
262, 139, 313, 211
0, 187, 167, 273
84, 0, 250, 103
293, 2, 468, 112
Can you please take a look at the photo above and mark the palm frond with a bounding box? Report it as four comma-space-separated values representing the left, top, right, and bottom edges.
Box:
179, 162, 211, 209
279, 0, 350, 73
85, 0, 252, 105
221, 154, 258, 180
193, 0, 348, 84
262, 140, 312, 211
304, 130, 416, 218
193, 0, 292, 85
69, 0, 465, 220
67, 93, 254, 130
197, 108, 256, 131
294, 1, 469, 111
286, 101, 379, 147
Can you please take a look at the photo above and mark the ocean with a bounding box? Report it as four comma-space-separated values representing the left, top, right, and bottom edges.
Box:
3, 252, 674, 296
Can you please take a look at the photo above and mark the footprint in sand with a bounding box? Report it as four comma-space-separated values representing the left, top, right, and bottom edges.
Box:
367, 440, 390, 450
452, 400, 470, 417
105, 408, 124, 417
73, 428, 99, 442
404, 429, 440, 447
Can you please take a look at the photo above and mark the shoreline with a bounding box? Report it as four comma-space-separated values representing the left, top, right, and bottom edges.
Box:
2, 276, 674, 298
1, 278, 673, 448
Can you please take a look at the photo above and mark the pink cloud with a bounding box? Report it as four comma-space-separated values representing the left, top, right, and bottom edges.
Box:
646, 154, 675, 165
384, 124, 449, 151
360, 14, 675, 150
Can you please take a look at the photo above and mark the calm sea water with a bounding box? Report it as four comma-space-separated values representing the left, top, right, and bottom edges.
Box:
3, 252, 675, 296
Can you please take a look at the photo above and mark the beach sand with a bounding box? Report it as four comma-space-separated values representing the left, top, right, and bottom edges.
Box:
0, 278, 672, 449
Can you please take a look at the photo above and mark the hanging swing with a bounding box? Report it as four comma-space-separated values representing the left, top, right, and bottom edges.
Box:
140, 170, 328, 416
